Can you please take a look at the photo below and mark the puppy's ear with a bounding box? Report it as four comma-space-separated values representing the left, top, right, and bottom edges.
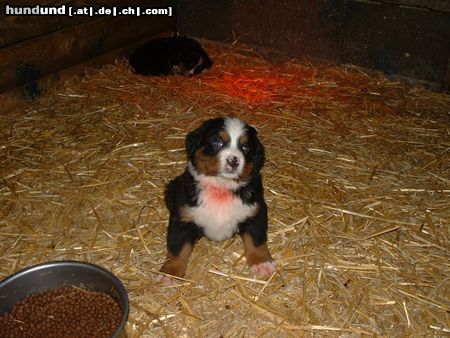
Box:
249, 126, 265, 172
254, 139, 265, 172
185, 126, 202, 160
186, 118, 224, 160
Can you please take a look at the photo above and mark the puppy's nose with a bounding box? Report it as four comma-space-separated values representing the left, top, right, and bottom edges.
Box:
226, 156, 239, 169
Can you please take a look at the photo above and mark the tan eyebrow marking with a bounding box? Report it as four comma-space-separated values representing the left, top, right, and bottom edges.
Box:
219, 130, 229, 143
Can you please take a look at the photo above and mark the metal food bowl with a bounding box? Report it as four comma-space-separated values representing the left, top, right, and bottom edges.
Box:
0, 260, 129, 338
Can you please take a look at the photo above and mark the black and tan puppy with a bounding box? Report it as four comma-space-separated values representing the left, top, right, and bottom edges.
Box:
130, 36, 212, 77
160, 117, 274, 283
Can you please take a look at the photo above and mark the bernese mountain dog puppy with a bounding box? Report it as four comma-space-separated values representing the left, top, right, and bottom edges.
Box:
130, 36, 213, 77
160, 117, 275, 284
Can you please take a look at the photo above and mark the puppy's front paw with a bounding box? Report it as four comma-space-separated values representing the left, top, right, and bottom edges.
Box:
156, 274, 179, 286
250, 261, 276, 277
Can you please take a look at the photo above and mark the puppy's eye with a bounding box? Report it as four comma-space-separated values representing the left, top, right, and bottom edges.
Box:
241, 143, 250, 154
211, 138, 224, 151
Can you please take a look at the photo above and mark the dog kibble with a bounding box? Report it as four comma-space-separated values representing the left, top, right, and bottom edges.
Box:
0, 287, 122, 338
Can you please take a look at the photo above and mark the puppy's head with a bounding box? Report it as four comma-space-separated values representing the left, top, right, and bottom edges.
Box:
172, 54, 204, 77
171, 38, 213, 77
186, 117, 264, 182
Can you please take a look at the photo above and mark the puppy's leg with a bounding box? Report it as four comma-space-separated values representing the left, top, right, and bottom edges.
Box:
160, 243, 193, 284
241, 232, 275, 277
160, 220, 200, 284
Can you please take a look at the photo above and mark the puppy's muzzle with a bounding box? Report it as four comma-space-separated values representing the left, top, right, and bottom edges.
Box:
225, 156, 240, 173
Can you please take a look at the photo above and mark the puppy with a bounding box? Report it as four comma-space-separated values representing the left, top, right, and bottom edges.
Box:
161, 117, 275, 283
129, 36, 213, 76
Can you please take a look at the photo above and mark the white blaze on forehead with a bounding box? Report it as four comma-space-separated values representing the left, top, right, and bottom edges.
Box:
219, 118, 246, 179
224, 118, 246, 148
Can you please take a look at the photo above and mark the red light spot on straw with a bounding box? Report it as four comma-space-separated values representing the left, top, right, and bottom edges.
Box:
208, 71, 299, 103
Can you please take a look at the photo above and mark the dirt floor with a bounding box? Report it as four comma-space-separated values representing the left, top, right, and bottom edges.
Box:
1, 41, 449, 337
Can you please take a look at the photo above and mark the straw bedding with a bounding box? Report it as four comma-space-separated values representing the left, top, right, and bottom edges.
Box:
1, 41, 449, 337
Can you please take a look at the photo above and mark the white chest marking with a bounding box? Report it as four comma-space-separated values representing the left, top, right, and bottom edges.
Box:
183, 183, 257, 241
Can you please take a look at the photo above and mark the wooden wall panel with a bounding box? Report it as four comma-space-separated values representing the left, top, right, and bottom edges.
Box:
178, 0, 450, 90
1, 14, 172, 93
0, 0, 175, 108
232, 0, 345, 61
342, 1, 450, 84
1, 1, 96, 47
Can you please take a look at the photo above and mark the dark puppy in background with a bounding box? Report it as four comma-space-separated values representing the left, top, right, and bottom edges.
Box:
160, 117, 275, 284
130, 36, 212, 76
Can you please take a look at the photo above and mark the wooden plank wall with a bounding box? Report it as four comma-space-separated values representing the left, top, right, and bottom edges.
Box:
0, 0, 175, 109
179, 0, 450, 91
1, 0, 95, 48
